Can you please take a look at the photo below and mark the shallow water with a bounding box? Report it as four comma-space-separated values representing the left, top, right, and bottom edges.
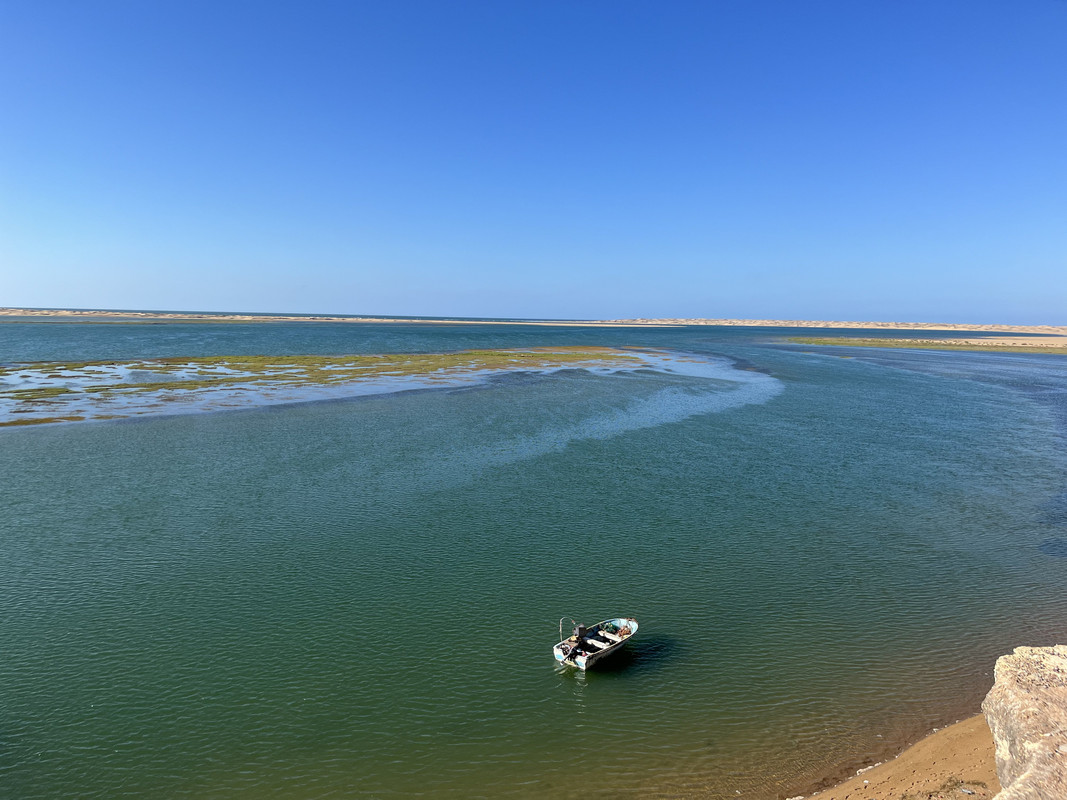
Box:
2, 322, 1066, 799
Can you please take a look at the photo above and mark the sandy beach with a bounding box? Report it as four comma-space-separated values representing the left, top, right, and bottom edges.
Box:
809, 715, 999, 800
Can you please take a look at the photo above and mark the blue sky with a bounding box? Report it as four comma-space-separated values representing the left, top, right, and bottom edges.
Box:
2, 1, 1065, 322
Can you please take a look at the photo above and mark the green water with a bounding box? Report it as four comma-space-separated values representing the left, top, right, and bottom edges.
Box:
2, 322, 1066, 798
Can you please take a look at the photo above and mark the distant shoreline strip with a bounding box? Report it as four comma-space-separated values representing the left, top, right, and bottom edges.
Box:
2, 308, 1066, 336
787, 336, 1067, 355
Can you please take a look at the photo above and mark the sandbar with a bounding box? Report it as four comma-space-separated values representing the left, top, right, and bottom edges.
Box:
0, 308, 673, 327
787, 336, 1067, 354
607, 318, 1067, 336
5, 308, 1065, 338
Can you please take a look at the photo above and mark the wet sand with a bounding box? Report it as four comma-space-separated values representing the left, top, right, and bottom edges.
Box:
809, 715, 1000, 800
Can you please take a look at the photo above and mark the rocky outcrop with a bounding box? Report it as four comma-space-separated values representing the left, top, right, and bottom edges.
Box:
983, 645, 1067, 800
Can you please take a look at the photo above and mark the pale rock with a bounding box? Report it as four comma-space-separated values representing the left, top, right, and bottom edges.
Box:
983, 645, 1067, 800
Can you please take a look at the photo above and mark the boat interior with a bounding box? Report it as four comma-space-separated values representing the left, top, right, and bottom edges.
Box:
559, 619, 635, 657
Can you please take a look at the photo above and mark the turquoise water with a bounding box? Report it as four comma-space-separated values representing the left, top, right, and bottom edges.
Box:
2, 322, 1066, 799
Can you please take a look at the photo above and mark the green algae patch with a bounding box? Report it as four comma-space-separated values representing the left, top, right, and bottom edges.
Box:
787, 337, 1067, 355
1, 347, 654, 427
0, 415, 84, 427
8, 386, 74, 400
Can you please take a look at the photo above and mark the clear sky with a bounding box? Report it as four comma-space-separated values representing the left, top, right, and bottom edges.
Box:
1, 1, 1065, 322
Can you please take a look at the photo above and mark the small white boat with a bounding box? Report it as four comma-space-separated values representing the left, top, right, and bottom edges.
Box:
553, 616, 638, 670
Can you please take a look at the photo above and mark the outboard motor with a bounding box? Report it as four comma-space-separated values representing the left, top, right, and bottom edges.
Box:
573, 624, 587, 640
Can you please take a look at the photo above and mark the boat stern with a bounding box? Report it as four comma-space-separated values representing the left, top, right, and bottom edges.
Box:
552, 641, 588, 670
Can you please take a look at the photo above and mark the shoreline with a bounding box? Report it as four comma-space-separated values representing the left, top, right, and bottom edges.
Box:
0, 308, 672, 327
2, 308, 1066, 336
788, 336, 1067, 354
806, 714, 999, 800
606, 318, 1067, 335
5, 308, 1065, 355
